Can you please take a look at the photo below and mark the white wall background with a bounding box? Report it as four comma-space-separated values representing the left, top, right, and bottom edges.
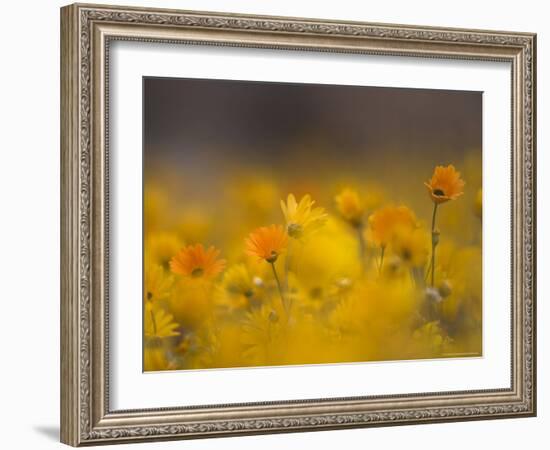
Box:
0, 1, 545, 449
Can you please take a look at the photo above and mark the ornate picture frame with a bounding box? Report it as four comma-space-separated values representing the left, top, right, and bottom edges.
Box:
60, 3, 536, 446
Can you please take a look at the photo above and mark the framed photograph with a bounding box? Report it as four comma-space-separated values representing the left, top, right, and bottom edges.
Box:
60, 3, 536, 446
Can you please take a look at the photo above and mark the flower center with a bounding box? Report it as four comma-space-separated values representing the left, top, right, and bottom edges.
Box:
402, 249, 412, 261
191, 267, 204, 278
147, 291, 153, 301
433, 188, 445, 197
266, 251, 278, 263
287, 223, 303, 238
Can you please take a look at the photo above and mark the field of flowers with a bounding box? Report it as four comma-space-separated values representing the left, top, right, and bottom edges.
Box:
143, 158, 482, 371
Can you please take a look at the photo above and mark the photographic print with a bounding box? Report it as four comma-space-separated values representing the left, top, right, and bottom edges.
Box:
143, 77, 482, 372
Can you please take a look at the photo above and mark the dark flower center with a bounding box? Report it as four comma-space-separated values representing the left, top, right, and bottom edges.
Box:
147, 291, 153, 301
402, 249, 412, 261
433, 188, 445, 197
287, 223, 303, 238
266, 251, 279, 263
191, 267, 204, 278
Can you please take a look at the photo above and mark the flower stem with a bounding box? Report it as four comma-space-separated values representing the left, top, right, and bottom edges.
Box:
357, 225, 366, 272
270, 262, 288, 318
284, 241, 294, 318
149, 306, 157, 335
284, 239, 292, 292
429, 203, 439, 287
378, 245, 386, 274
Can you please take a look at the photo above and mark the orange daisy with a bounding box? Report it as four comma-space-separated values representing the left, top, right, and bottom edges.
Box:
170, 244, 226, 279
245, 225, 288, 263
368, 205, 417, 248
424, 165, 465, 204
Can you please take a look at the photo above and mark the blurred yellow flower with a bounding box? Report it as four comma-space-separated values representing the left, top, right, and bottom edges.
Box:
176, 209, 212, 243
221, 264, 254, 298
368, 205, 417, 248
241, 304, 282, 364
245, 225, 288, 263
144, 185, 169, 233
391, 227, 430, 268
145, 231, 183, 268
230, 175, 280, 218
335, 188, 364, 226
144, 263, 173, 303
143, 150, 482, 371
474, 188, 482, 218
168, 279, 215, 328
424, 165, 465, 204
144, 304, 180, 339
170, 244, 226, 279
143, 347, 169, 371
215, 264, 257, 310
280, 193, 327, 239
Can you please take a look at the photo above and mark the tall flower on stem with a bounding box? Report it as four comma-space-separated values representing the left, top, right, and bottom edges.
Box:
424, 165, 465, 286
280, 193, 327, 303
280, 193, 327, 239
245, 225, 289, 317
335, 188, 366, 269
368, 205, 417, 274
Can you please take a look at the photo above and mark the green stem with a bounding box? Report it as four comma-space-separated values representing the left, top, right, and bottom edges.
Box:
430, 203, 439, 287
149, 305, 157, 336
284, 241, 294, 318
357, 225, 366, 272
284, 239, 292, 292
378, 245, 386, 274
270, 262, 288, 318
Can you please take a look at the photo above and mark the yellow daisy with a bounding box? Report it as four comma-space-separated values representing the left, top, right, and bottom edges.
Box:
335, 188, 364, 226
144, 262, 173, 303
390, 226, 430, 267
144, 304, 180, 339
280, 193, 327, 239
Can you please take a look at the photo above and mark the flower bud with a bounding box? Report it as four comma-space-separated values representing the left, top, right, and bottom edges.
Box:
432, 228, 441, 246
438, 279, 452, 298
425, 287, 442, 304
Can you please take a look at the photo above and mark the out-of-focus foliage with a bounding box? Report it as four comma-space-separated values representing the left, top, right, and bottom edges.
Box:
143, 156, 482, 371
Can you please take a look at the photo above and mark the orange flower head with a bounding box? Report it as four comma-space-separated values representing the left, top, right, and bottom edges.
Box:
245, 225, 288, 263
368, 205, 417, 248
335, 188, 364, 226
170, 244, 226, 279
424, 165, 465, 204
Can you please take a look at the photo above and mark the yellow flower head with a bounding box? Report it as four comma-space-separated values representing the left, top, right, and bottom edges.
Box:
144, 305, 180, 339
215, 264, 256, 310
390, 226, 430, 267
170, 244, 226, 279
245, 225, 288, 263
368, 205, 417, 248
144, 262, 173, 303
424, 165, 465, 204
280, 193, 328, 239
221, 264, 254, 298
335, 188, 364, 226
145, 231, 183, 268
474, 188, 482, 218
